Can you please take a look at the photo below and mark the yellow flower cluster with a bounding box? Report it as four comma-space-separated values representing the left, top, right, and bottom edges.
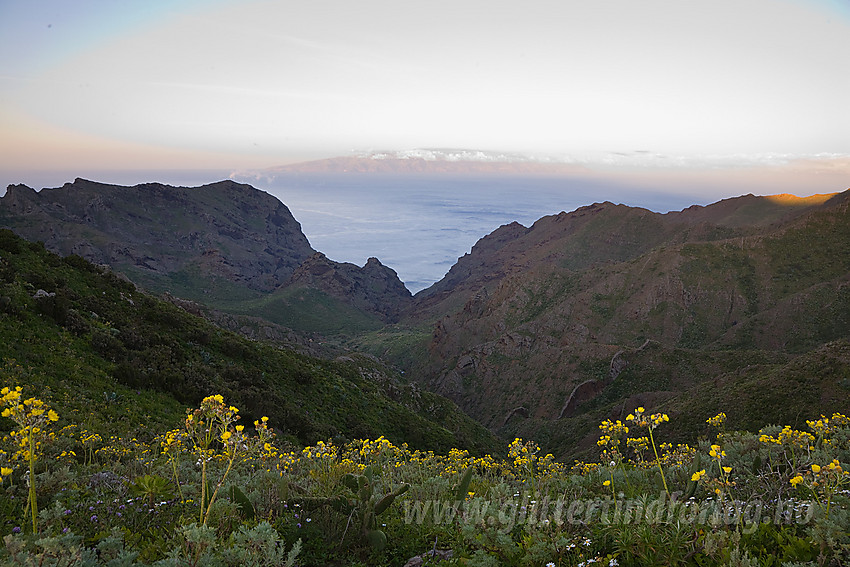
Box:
599, 419, 629, 437
655, 443, 696, 468
0, 387, 60, 464
807, 413, 850, 441
302, 439, 337, 460
626, 407, 669, 430
1, 387, 59, 424
708, 444, 726, 459
626, 436, 649, 457
0, 386, 62, 533
706, 412, 726, 428
759, 426, 815, 450
789, 459, 849, 518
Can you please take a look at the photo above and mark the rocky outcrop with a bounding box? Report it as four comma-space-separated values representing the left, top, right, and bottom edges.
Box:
287, 252, 412, 322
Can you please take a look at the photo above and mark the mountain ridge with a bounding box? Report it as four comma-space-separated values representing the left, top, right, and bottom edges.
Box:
396, 188, 850, 456
0, 178, 411, 332
3, 176, 850, 460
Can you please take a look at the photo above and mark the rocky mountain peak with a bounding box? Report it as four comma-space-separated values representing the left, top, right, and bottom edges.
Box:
288, 253, 412, 323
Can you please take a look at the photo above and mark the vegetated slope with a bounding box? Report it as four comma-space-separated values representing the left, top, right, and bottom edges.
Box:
0, 179, 412, 333
0, 229, 500, 454
392, 190, 850, 459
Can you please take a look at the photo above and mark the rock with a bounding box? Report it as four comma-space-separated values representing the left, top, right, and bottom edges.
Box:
403, 549, 453, 567
287, 252, 412, 322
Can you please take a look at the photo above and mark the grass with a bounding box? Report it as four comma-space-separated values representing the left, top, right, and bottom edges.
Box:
231, 285, 384, 335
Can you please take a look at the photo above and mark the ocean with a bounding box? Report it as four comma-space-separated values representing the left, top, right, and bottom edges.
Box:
249, 173, 717, 294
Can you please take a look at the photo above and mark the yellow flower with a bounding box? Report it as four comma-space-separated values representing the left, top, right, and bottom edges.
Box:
691, 469, 706, 482
707, 412, 726, 427
790, 475, 804, 486
47, 410, 59, 422
220, 431, 232, 441
637, 407, 645, 413
811, 464, 821, 473
235, 425, 244, 432
0, 467, 12, 476
603, 480, 611, 486
722, 466, 732, 474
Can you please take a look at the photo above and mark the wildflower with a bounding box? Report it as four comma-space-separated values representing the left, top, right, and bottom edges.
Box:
707, 412, 726, 427
812, 464, 821, 473
691, 469, 706, 482
722, 466, 732, 474
708, 444, 726, 458
0, 386, 60, 533
603, 480, 611, 487
790, 475, 804, 486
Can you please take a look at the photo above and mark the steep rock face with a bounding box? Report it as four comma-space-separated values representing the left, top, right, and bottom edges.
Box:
287, 252, 412, 322
0, 179, 315, 292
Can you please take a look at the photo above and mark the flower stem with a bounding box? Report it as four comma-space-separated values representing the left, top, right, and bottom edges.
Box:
28, 430, 37, 534
648, 427, 669, 496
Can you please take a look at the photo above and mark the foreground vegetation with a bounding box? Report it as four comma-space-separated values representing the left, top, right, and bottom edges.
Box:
0, 382, 847, 566
0, 228, 499, 456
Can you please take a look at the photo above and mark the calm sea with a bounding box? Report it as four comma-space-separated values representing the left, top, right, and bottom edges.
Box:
250, 173, 715, 294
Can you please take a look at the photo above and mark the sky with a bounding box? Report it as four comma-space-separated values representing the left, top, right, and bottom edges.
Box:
1, 0, 849, 192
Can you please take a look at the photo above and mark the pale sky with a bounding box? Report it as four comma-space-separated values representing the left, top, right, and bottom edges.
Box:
1, 0, 850, 185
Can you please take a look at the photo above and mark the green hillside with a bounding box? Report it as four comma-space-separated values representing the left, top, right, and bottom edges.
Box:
0, 229, 499, 455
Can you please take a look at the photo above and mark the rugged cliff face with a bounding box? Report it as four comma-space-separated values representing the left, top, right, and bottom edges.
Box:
0, 179, 315, 293
287, 252, 412, 323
